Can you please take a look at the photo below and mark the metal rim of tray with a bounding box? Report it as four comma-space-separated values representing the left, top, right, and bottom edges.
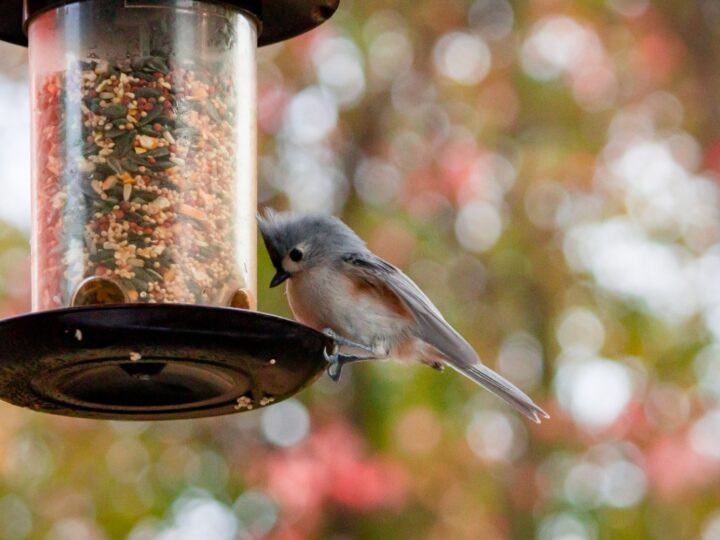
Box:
0, 303, 332, 420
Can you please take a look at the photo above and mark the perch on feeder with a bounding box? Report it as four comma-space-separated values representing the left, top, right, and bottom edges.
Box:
0, 0, 339, 420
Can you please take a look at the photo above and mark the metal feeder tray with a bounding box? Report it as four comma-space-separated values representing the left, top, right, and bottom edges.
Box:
0, 304, 333, 420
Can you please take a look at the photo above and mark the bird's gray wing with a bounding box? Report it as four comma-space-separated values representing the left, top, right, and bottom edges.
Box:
342, 251, 549, 423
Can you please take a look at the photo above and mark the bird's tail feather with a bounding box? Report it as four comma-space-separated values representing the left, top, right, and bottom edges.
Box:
449, 363, 550, 424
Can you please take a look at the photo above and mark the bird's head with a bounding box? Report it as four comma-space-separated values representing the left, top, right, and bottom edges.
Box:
257, 210, 365, 288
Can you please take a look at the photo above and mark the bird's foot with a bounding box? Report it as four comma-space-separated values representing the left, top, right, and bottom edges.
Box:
322, 328, 376, 355
323, 348, 372, 381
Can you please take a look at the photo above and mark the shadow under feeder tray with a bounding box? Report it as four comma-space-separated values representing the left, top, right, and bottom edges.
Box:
0, 304, 332, 420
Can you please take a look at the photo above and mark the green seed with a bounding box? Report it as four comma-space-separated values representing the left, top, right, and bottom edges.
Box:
143, 56, 169, 74
106, 128, 126, 138
135, 87, 162, 98
82, 142, 99, 157
107, 157, 124, 175
139, 104, 164, 126
148, 147, 170, 158
102, 104, 128, 119
149, 160, 175, 170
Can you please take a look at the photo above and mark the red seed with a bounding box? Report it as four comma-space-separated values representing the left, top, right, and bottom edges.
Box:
153, 123, 162, 132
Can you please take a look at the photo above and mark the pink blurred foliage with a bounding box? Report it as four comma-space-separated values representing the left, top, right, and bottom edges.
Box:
266, 524, 305, 540
262, 420, 408, 535
645, 433, 720, 500
287, 25, 333, 67
637, 32, 681, 82
258, 80, 290, 135
605, 400, 648, 440
436, 139, 479, 205
627, 9, 684, 88
703, 139, 720, 175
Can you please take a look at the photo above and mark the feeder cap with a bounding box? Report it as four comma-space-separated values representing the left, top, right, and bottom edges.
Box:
0, 0, 339, 47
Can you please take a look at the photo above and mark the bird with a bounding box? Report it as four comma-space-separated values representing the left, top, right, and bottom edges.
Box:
257, 210, 549, 423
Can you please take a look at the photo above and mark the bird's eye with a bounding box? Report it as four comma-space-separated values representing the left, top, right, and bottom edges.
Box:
289, 248, 303, 262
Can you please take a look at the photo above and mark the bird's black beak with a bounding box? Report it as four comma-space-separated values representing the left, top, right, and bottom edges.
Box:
270, 270, 290, 288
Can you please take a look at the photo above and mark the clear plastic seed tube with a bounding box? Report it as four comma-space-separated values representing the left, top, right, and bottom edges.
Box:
28, 0, 257, 310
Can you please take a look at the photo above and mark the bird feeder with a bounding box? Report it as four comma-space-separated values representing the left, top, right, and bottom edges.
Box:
0, 0, 338, 419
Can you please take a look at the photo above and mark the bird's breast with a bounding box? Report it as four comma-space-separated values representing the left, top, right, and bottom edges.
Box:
286, 266, 411, 345
285, 269, 331, 330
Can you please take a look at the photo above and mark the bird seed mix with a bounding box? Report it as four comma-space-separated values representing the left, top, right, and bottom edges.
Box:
35, 52, 243, 309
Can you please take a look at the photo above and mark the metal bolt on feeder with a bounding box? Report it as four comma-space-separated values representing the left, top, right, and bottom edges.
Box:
0, 0, 339, 420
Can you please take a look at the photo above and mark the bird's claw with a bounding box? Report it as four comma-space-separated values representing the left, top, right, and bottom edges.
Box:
322, 328, 339, 340
321, 328, 375, 355
328, 362, 343, 382
322, 330, 379, 382
323, 347, 375, 382
323, 346, 344, 381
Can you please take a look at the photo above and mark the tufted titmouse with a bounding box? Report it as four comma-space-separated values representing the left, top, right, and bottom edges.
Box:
258, 211, 549, 423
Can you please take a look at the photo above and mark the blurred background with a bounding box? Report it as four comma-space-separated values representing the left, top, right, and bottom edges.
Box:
2, 0, 720, 538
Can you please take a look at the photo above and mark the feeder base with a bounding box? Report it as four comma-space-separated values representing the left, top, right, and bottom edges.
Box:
0, 304, 332, 420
